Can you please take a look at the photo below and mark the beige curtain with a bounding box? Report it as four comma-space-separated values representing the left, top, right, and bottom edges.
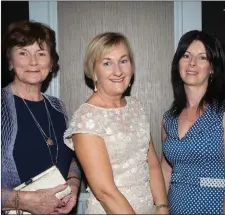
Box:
58, 1, 174, 158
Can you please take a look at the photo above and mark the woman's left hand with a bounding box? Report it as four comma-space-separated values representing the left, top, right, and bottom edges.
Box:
51, 179, 79, 214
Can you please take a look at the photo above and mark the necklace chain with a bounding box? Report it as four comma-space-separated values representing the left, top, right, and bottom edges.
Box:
20, 95, 58, 165
43, 97, 59, 164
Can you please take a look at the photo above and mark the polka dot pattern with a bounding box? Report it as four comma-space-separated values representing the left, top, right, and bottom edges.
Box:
163, 102, 225, 214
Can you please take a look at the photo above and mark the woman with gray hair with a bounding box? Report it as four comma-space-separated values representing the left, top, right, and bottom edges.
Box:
64, 32, 168, 214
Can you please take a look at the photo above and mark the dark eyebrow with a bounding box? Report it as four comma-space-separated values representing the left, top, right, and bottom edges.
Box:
16, 47, 48, 52
185, 50, 206, 55
37, 49, 48, 52
15, 47, 27, 51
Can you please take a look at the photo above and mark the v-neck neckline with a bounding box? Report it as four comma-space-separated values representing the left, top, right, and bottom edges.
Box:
175, 104, 211, 140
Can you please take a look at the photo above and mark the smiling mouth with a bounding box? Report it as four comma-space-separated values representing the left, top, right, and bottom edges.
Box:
26, 70, 40, 73
110, 78, 124, 83
186, 71, 198, 75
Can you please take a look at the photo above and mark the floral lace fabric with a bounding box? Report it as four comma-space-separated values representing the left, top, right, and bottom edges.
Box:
64, 97, 154, 214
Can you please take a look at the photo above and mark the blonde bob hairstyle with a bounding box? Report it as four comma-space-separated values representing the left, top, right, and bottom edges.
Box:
84, 32, 135, 81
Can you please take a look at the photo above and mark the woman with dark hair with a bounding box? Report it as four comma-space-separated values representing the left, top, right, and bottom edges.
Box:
1, 20, 80, 214
161, 30, 225, 214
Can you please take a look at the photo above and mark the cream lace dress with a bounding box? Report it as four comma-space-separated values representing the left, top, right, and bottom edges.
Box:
64, 97, 155, 214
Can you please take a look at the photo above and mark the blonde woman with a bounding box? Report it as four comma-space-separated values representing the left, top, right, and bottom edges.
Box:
64, 32, 168, 214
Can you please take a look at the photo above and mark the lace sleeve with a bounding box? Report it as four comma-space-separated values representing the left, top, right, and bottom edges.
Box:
64, 105, 104, 151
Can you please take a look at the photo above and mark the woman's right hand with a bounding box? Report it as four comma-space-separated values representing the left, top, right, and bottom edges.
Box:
22, 184, 68, 214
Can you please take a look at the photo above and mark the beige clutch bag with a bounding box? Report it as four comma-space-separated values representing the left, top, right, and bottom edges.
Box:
7, 166, 71, 214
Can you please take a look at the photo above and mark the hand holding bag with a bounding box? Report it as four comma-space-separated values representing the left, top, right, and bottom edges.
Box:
7, 166, 71, 214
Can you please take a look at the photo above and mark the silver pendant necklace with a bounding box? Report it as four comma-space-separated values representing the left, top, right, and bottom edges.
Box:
21, 95, 59, 165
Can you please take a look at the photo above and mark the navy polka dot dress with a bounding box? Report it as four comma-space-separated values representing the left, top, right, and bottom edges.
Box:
163, 102, 225, 214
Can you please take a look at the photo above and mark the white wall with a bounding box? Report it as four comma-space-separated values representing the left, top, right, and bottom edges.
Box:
174, 1, 202, 49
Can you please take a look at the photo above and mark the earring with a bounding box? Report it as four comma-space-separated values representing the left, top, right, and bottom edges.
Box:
9, 66, 13, 71
128, 83, 131, 87
94, 81, 97, 92
209, 72, 213, 84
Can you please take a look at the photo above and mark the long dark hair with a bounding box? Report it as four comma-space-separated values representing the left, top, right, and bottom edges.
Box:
170, 30, 225, 117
